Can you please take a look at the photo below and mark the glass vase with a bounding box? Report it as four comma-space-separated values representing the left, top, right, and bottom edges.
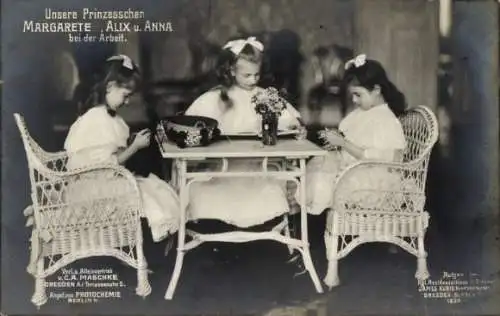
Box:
261, 112, 278, 146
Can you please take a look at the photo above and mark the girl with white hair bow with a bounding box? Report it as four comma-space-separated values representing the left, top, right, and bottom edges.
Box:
64, 55, 180, 243
305, 54, 408, 216
183, 36, 306, 229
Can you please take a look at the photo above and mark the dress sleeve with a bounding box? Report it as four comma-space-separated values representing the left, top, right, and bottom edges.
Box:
278, 100, 302, 130
363, 117, 406, 161
64, 107, 129, 166
184, 90, 223, 121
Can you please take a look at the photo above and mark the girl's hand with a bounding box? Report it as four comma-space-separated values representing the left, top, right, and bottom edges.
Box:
132, 128, 151, 150
318, 128, 345, 147
294, 125, 308, 140
322, 143, 340, 151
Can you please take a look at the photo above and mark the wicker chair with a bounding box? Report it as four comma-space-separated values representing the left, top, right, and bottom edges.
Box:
323, 105, 439, 289
14, 113, 151, 307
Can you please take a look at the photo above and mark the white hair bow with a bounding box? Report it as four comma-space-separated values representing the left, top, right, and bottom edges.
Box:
107, 54, 135, 70
223, 37, 264, 55
344, 54, 367, 70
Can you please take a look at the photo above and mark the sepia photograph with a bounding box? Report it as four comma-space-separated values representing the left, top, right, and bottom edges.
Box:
1, 0, 499, 315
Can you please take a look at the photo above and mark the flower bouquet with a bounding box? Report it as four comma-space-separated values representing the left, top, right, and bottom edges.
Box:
251, 87, 287, 145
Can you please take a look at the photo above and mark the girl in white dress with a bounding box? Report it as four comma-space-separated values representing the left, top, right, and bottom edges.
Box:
306, 54, 407, 215
64, 55, 180, 242
184, 37, 306, 227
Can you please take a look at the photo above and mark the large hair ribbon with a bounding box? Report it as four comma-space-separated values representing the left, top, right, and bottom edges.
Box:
107, 54, 135, 70
223, 36, 264, 55
344, 54, 367, 70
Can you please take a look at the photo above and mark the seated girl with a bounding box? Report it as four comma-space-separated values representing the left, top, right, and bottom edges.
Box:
64, 55, 180, 242
306, 54, 407, 215
183, 36, 306, 227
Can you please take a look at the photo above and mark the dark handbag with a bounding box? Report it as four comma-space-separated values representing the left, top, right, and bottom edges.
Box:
159, 115, 220, 148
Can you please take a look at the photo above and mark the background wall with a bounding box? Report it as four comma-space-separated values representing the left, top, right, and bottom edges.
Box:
140, 0, 355, 124
448, 1, 498, 275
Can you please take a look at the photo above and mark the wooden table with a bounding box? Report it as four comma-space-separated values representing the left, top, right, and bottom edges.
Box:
156, 138, 327, 299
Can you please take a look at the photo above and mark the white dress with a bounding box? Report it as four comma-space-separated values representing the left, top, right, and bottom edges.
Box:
305, 104, 406, 215
184, 86, 302, 227
64, 106, 180, 242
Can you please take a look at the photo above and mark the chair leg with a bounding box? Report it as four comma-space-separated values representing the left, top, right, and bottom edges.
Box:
415, 233, 430, 284
135, 243, 152, 298
31, 257, 47, 308
164, 248, 185, 300
323, 232, 340, 289
27, 230, 40, 276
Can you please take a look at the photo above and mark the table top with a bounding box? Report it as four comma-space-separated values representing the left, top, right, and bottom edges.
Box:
157, 138, 327, 159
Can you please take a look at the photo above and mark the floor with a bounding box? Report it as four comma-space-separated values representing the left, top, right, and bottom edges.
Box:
9, 210, 498, 316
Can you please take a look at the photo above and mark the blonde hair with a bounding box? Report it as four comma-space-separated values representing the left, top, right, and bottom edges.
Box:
215, 43, 264, 109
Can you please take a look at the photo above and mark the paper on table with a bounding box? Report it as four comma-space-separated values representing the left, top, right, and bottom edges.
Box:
222, 130, 300, 137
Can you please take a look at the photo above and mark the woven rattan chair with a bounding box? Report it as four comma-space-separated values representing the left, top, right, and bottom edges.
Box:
14, 113, 151, 307
323, 105, 439, 289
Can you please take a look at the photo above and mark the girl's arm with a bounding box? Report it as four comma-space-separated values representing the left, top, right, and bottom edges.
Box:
116, 144, 138, 165
326, 132, 401, 161
279, 100, 303, 130
277, 101, 307, 139
340, 138, 366, 159
116, 128, 151, 164
329, 134, 400, 161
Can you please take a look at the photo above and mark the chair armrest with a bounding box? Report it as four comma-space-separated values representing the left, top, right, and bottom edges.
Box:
37, 150, 69, 172
37, 162, 137, 183
31, 164, 142, 231
331, 160, 426, 213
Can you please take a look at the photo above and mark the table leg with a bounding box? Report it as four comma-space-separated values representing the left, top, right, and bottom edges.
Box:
170, 160, 178, 188
165, 159, 187, 300
299, 158, 323, 293
283, 215, 294, 255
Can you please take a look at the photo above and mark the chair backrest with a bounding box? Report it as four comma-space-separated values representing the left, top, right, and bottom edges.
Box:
14, 113, 70, 210
399, 106, 439, 164
15, 113, 140, 232
14, 113, 46, 173
14, 113, 67, 172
